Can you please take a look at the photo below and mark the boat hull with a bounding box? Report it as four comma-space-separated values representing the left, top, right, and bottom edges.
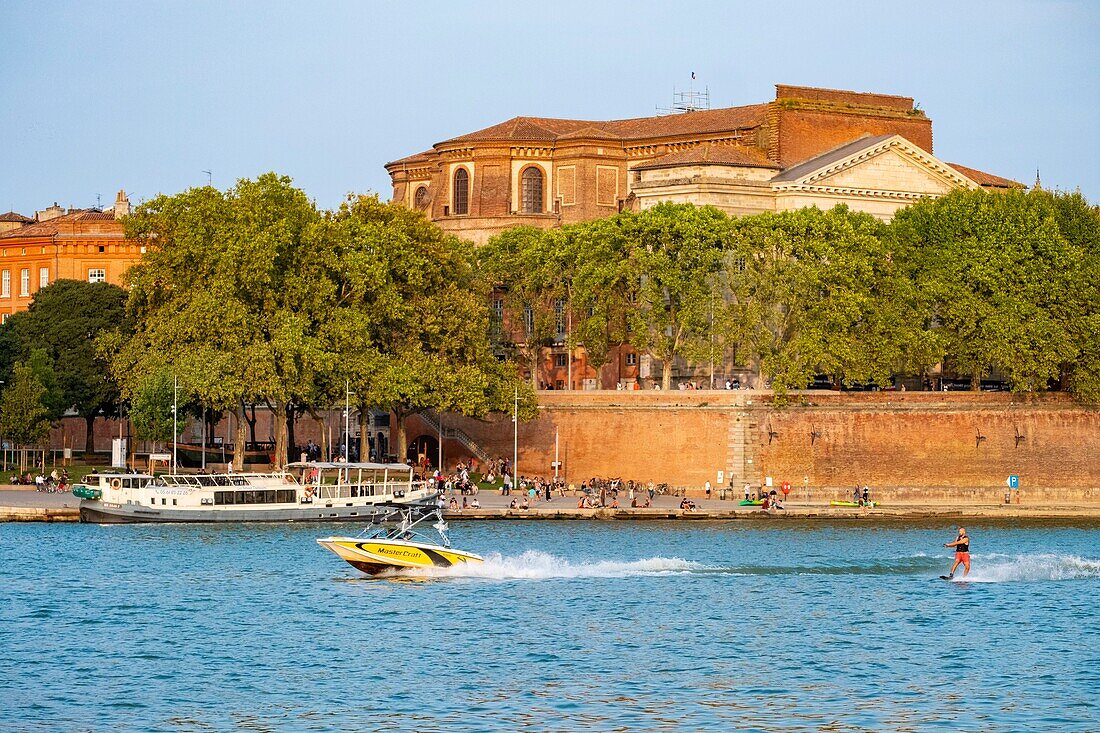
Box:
79, 501, 392, 524
317, 537, 483, 575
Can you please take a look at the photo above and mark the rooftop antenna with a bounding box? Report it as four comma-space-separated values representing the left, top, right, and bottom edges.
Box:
657, 72, 710, 116
95, 193, 102, 210
202, 169, 212, 186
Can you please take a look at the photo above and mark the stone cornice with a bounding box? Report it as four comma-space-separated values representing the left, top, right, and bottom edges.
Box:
773, 136, 978, 193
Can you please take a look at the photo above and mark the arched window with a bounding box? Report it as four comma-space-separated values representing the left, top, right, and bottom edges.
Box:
521, 167, 543, 213
414, 186, 429, 210
453, 169, 469, 215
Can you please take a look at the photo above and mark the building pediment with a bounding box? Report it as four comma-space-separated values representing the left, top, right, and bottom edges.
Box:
771, 134, 979, 199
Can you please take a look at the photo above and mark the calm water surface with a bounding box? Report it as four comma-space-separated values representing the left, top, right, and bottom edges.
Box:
2, 520, 1099, 732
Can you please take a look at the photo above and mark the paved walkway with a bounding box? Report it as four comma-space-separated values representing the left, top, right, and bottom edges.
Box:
4, 486, 1100, 522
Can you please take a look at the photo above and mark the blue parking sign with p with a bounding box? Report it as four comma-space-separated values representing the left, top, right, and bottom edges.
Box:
1008, 475, 1020, 489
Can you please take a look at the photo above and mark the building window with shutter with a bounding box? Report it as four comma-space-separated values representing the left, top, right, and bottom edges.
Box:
39, 267, 49, 289
521, 167, 543, 213
453, 169, 469, 215
88, 268, 106, 284
19, 269, 29, 297
1, 271, 9, 298
414, 186, 430, 210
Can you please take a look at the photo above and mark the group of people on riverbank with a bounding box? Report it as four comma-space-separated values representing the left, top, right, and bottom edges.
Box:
10, 469, 70, 492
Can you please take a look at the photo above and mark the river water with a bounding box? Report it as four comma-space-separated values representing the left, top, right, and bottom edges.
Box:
2, 520, 1098, 732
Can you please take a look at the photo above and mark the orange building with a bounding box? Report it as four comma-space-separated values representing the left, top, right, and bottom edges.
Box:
0, 191, 140, 320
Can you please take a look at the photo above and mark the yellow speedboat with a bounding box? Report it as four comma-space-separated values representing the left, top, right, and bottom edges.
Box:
317, 503, 483, 576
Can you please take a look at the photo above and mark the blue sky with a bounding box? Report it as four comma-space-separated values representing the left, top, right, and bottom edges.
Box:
1, 1, 1097, 214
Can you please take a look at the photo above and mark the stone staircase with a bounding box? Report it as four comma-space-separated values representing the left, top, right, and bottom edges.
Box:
418, 410, 492, 464
724, 406, 758, 491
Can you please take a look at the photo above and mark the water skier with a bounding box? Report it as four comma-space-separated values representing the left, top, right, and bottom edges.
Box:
943, 526, 970, 578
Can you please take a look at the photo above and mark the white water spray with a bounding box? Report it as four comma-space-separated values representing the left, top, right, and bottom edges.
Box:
391, 550, 708, 581
950, 553, 1100, 583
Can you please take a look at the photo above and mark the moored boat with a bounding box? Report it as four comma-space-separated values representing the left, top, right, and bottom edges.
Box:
76, 461, 434, 523
317, 503, 483, 575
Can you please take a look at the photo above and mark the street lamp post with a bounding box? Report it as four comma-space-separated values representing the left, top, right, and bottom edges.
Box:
172, 375, 178, 473
344, 380, 351, 462
512, 387, 519, 483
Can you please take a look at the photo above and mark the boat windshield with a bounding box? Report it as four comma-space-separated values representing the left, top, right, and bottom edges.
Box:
361, 505, 451, 547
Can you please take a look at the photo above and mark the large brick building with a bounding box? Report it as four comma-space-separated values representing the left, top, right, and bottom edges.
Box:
0, 191, 139, 320
386, 84, 1022, 245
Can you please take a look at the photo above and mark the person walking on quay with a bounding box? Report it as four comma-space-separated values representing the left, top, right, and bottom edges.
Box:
943, 527, 971, 579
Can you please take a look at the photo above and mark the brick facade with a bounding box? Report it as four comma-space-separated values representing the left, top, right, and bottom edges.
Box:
386, 84, 1009, 244
0, 192, 140, 318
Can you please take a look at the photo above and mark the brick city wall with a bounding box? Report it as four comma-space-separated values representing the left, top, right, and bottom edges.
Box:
419, 391, 1100, 502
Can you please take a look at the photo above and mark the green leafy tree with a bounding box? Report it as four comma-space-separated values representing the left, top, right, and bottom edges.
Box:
0, 280, 127, 455
127, 368, 181, 448
613, 203, 732, 390
728, 206, 923, 394
116, 174, 331, 468
892, 189, 1078, 392
566, 217, 638, 382
479, 227, 569, 390
336, 196, 532, 462
0, 362, 52, 450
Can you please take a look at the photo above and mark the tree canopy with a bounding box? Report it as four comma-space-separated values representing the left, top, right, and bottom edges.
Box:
0, 279, 127, 454
478, 191, 1100, 401
113, 175, 530, 466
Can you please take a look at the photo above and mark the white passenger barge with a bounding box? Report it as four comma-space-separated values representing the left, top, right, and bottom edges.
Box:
74, 462, 436, 524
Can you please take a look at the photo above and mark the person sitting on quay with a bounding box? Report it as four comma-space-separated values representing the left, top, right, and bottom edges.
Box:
509, 498, 519, 510
761, 496, 770, 511
461, 496, 468, 511
520, 496, 530, 511
449, 497, 459, 511
610, 497, 620, 509
679, 497, 697, 512
470, 497, 481, 509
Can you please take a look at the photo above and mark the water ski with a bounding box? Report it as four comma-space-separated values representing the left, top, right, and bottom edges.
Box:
939, 575, 953, 580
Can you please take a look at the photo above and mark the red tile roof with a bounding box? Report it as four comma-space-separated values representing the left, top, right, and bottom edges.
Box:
386, 149, 437, 167
0, 210, 124, 239
438, 103, 769, 145
0, 211, 33, 223
947, 163, 1025, 189
635, 143, 779, 171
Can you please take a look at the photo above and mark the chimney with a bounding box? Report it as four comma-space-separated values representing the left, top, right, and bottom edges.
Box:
36, 202, 65, 222
113, 190, 131, 218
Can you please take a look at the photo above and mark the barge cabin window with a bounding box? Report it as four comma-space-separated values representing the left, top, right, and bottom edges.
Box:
214, 489, 297, 505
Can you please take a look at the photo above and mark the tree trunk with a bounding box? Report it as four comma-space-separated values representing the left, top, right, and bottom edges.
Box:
358, 404, 370, 462
84, 414, 96, 457
245, 404, 257, 446
529, 349, 540, 391
661, 358, 672, 391
971, 372, 981, 391
286, 405, 297, 460
393, 409, 408, 464
314, 413, 329, 463
233, 404, 248, 471
272, 401, 289, 468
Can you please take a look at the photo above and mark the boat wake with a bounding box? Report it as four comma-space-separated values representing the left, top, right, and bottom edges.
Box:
389, 550, 708, 580
381, 551, 1100, 583
948, 553, 1100, 583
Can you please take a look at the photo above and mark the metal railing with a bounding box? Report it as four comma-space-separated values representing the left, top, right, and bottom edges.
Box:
419, 410, 492, 464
